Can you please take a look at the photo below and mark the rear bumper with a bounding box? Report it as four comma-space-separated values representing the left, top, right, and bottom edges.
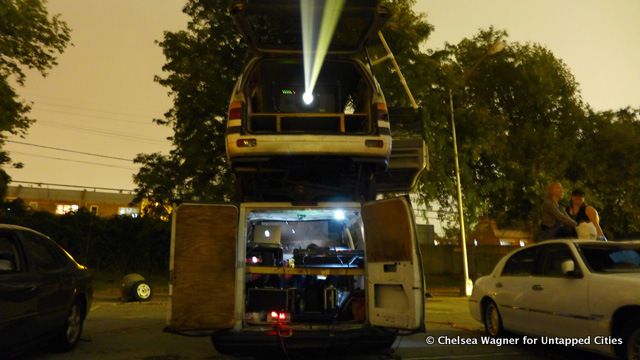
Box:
226, 134, 391, 162
212, 326, 396, 355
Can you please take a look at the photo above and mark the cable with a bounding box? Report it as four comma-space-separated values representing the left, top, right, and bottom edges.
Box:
19, 92, 159, 119
6, 140, 132, 162
35, 101, 158, 119
34, 107, 157, 126
36, 121, 167, 145
10, 180, 134, 193
10, 151, 138, 170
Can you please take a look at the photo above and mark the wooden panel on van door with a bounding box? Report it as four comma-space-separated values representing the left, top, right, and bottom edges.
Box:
169, 204, 238, 331
362, 197, 413, 262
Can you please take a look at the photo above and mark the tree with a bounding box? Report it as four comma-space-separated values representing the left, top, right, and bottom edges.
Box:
574, 108, 640, 238
416, 28, 588, 232
133, 0, 247, 216
0, 0, 71, 196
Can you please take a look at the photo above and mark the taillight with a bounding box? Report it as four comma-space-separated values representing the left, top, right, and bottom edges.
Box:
365, 139, 384, 148
228, 101, 243, 120
236, 138, 257, 147
375, 102, 388, 121
268, 310, 291, 323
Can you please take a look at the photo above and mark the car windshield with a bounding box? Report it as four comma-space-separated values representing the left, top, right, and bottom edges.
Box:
578, 242, 640, 273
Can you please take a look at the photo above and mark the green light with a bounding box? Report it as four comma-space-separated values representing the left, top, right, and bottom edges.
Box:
300, 0, 345, 100
281, 89, 295, 95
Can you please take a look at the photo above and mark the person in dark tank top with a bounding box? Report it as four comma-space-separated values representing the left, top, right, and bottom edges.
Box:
566, 189, 606, 240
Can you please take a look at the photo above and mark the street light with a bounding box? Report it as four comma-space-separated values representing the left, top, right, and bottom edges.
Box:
449, 40, 505, 297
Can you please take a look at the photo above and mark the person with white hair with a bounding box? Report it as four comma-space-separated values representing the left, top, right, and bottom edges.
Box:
538, 182, 577, 240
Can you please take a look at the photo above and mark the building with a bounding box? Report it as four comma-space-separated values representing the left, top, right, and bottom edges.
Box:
5, 185, 140, 217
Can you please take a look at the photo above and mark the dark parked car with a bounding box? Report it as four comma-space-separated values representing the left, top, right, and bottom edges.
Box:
0, 224, 93, 355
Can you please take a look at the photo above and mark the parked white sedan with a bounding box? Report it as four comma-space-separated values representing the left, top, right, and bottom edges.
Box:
469, 240, 640, 359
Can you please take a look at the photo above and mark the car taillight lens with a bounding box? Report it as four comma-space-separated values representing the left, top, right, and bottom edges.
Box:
236, 138, 257, 147
228, 101, 243, 120
268, 310, 291, 323
375, 102, 388, 121
365, 139, 384, 148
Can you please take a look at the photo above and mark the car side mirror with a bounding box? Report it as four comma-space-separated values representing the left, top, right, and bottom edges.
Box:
0, 259, 14, 272
561, 259, 579, 277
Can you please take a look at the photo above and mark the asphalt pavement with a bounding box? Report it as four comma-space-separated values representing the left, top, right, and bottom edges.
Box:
18, 291, 609, 360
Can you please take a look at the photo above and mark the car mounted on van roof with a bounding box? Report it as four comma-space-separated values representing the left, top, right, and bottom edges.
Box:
225, 0, 426, 202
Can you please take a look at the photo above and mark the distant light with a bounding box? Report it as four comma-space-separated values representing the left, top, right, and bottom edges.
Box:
281, 89, 295, 95
264, 230, 270, 238
291, 228, 296, 234
519, 240, 526, 247
333, 209, 345, 221
434, 240, 439, 246
251, 256, 259, 264
302, 92, 314, 105
473, 239, 478, 246
317, 275, 327, 280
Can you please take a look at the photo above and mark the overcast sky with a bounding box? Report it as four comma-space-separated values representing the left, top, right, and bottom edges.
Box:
5, 0, 640, 191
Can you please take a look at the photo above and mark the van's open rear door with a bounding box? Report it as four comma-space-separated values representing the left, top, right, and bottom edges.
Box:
168, 204, 238, 332
362, 197, 424, 330
230, 0, 390, 55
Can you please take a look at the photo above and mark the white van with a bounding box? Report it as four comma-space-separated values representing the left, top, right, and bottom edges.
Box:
167, 197, 425, 356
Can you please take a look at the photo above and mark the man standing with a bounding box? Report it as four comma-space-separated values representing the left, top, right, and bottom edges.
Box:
538, 182, 577, 241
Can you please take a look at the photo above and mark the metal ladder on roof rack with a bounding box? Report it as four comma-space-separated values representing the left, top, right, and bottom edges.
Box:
371, 31, 419, 110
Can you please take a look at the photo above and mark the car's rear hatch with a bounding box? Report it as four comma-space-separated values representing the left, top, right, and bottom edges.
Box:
230, 0, 390, 55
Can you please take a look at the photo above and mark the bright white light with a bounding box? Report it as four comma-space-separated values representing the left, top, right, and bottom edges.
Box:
473, 239, 478, 246
265, 230, 270, 238
291, 228, 296, 234
316, 275, 327, 280
519, 240, 526, 247
334, 209, 345, 221
251, 256, 259, 264
302, 92, 314, 105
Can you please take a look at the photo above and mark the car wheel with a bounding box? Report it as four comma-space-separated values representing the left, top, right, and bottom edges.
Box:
621, 319, 640, 360
483, 300, 504, 337
131, 280, 152, 301
55, 299, 85, 351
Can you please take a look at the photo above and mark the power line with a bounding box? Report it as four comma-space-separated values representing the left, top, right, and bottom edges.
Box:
10, 180, 135, 193
10, 151, 137, 170
20, 92, 160, 119
6, 140, 132, 162
34, 106, 157, 126
35, 100, 158, 119
36, 121, 168, 145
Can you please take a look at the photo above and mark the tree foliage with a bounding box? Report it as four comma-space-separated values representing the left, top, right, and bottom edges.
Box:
420, 29, 587, 229
0, 0, 71, 196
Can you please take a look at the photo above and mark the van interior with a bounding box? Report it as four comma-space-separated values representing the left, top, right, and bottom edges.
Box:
246, 59, 372, 134
243, 207, 366, 326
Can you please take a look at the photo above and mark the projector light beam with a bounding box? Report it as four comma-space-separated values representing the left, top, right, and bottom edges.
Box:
300, 0, 345, 103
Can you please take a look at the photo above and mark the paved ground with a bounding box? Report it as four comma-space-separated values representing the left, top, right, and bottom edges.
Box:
18, 291, 609, 360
